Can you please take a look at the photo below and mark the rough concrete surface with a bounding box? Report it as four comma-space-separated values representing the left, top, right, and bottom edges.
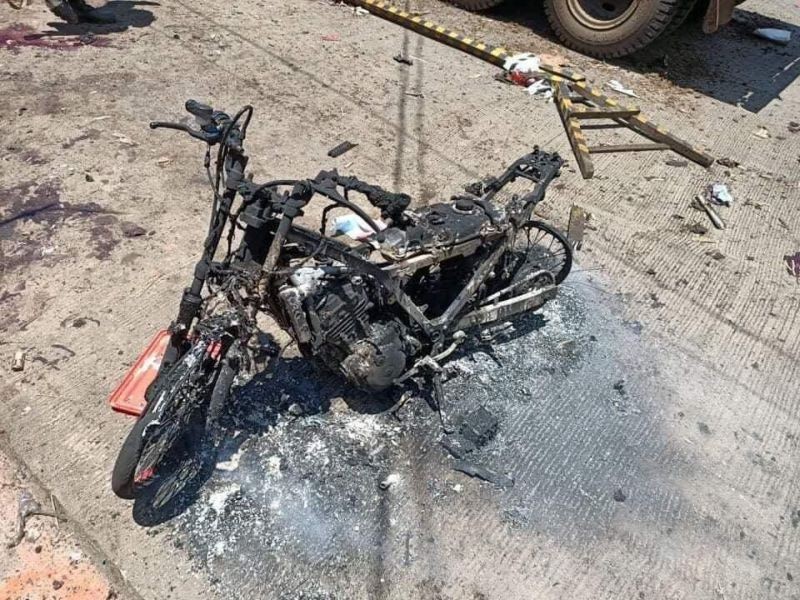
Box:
0, 444, 118, 600
0, 0, 799, 598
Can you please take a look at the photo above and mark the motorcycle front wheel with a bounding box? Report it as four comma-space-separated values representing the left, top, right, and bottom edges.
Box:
111, 339, 237, 507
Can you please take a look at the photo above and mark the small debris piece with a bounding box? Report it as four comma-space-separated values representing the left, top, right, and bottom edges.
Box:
216, 448, 243, 472
459, 406, 499, 449
453, 460, 514, 489
353, 6, 369, 16
706, 250, 725, 261
752, 127, 770, 140
321, 34, 340, 42
120, 222, 147, 238
752, 28, 791, 45
441, 406, 499, 458
156, 156, 172, 167
525, 79, 553, 99
689, 222, 709, 235
287, 402, 304, 416
78, 31, 97, 45
567, 205, 587, 250
112, 132, 136, 146
85, 173, 95, 182
327, 141, 358, 158
612, 488, 627, 502
649, 292, 665, 309
7, 490, 62, 549
692, 195, 725, 230
717, 157, 740, 168
606, 79, 639, 98
11, 350, 25, 372
785, 252, 800, 280
333, 214, 386, 240
503, 53, 553, 99
698, 422, 711, 435
789, 122, 800, 134
52, 581, 64, 591
379, 473, 401, 490
707, 183, 733, 206
665, 159, 688, 168
393, 54, 413, 66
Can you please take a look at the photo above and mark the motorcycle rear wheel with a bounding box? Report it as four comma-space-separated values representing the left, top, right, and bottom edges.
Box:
508, 220, 573, 286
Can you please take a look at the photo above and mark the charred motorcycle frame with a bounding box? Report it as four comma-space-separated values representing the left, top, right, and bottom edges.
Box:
111, 101, 573, 507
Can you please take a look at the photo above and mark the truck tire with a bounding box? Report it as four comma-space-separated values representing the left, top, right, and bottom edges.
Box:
544, 0, 684, 58
446, 0, 506, 10
662, 0, 700, 36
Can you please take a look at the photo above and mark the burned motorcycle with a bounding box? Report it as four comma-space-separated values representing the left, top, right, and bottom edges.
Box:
111, 101, 572, 506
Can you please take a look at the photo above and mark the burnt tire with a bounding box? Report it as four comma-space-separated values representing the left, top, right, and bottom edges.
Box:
512, 220, 573, 286
544, 0, 684, 58
111, 406, 156, 499
446, 0, 506, 9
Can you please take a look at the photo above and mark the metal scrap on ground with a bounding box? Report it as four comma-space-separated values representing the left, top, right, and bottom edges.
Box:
567, 206, 588, 250
327, 140, 358, 158
692, 195, 726, 230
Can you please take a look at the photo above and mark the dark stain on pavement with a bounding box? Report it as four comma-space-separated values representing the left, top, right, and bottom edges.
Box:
0, 180, 145, 291
0, 24, 111, 53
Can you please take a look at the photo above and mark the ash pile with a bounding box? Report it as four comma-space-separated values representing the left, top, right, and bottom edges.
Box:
162, 279, 665, 599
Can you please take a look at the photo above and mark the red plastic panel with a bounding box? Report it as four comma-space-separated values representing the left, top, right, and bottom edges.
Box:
108, 330, 170, 417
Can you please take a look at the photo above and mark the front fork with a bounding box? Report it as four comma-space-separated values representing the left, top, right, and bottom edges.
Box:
160, 151, 249, 373
159, 174, 309, 388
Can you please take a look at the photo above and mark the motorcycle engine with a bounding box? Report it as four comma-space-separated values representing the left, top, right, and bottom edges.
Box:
278, 267, 410, 391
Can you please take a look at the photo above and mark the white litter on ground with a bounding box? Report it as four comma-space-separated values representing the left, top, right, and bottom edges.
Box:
753, 28, 791, 45
606, 79, 639, 98
526, 79, 553, 100
708, 183, 734, 206
503, 52, 542, 74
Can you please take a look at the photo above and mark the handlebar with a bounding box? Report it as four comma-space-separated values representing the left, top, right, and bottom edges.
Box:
185, 99, 213, 122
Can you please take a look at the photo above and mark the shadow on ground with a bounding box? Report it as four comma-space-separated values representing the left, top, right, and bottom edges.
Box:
41, 0, 158, 35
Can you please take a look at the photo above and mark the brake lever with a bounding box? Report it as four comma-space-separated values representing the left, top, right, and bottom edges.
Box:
150, 121, 213, 143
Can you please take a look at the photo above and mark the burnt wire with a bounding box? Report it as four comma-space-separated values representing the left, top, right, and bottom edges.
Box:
204, 105, 255, 244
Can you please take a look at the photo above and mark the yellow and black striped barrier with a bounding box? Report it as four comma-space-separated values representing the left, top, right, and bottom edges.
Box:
550, 76, 714, 179
344, 0, 585, 83
569, 81, 715, 169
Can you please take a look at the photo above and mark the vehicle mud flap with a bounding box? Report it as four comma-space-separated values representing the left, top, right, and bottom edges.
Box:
108, 330, 171, 417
